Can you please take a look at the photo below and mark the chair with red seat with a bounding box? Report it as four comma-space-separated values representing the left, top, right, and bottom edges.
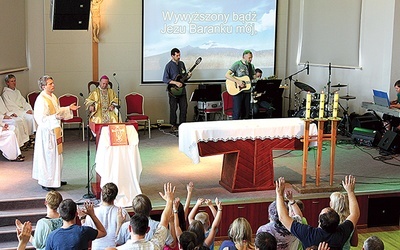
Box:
125, 92, 151, 138
221, 91, 233, 120
26, 91, 40, 109
58, 93, 85, 141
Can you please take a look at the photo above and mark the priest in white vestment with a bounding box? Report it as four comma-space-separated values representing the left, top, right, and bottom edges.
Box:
0, 97, 29, 147
32, 75, 80, 190
0, 119, 22, 161
2, 74, 37, 135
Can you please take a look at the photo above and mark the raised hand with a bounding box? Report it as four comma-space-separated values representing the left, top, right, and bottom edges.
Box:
342, 175, 356, 193
275, 177, 286, 196
187, 181, 194, 193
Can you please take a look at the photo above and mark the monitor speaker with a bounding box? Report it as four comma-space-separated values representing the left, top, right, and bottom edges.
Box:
378, 130, 400, 153
350, 112, 383, 133
52, 0, 91, 30
351, 127, 379, 147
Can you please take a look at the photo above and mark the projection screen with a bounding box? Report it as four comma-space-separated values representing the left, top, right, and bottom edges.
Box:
142, 0, 277, 84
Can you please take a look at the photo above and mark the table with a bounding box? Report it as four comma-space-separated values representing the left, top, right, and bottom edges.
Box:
95, 125, 142, 207
179, 118, 317, 192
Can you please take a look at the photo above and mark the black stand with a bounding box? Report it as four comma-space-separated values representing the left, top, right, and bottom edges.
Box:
112, 73, 121, 123
80, 93, 95, 199
284, 65, 308, 116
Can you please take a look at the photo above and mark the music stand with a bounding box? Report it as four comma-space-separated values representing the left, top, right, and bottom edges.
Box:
190, 84, 222, 121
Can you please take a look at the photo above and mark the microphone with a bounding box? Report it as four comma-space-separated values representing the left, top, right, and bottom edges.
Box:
329, 62, 331, 76
306, 61, 309, 75
113, 72, 116, 77
79, 92, 84, 98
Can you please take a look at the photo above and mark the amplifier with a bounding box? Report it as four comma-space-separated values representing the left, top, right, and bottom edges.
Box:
351, 127, 380, 146
197, 101, 222, 110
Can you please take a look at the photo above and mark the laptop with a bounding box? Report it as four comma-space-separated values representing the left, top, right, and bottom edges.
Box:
373, 89, 390, 107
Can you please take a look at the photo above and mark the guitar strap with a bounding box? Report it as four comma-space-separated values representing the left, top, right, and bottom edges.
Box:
42, 94, 63, 155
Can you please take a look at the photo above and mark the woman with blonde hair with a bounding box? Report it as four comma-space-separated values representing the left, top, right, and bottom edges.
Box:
329, 192, 358, 249
220, 217, 255, 250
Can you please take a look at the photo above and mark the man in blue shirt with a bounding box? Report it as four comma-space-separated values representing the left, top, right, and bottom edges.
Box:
163, 48, 191, 132
45, 199, 107, 250
275, 175, 360, 250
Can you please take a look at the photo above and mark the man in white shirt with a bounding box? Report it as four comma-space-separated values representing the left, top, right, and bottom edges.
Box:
106, 183, 175, 250
0, 118, 23, 162
2, 74, 37, 139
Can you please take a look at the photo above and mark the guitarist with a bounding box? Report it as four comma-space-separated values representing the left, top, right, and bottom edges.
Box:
162, 48, 191, 132
225, 50, 256, 120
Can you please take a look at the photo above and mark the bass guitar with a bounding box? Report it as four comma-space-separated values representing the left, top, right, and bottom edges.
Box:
225, 76, 254, 95
168, 57, 202, 96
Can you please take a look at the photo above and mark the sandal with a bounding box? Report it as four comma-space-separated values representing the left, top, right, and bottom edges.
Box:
11, 155, 25, 162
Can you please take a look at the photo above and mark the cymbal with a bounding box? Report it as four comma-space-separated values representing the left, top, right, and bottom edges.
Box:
294, 81, 316, 93
339, 95, 356, 100
331, 83, 347, 88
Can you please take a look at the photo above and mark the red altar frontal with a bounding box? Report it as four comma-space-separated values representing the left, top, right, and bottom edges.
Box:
179, 118, 317, 193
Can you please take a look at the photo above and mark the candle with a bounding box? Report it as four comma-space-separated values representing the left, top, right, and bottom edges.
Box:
305, 92, 311, 119
332, 92, 339, 118
319, 92, 325, 119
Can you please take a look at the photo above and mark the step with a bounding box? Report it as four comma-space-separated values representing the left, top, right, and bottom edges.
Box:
0, 240, 35, 250
0, 225, 36, 244
0, 197, 44, 211
0, 208, 45, 227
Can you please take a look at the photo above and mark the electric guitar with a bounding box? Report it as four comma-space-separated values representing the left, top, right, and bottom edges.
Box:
168, 57, 202, 96
225, 76, 254, 95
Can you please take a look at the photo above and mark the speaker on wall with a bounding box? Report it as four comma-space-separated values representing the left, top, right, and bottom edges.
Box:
52, 0, 91, 30
378, 130, 400, 153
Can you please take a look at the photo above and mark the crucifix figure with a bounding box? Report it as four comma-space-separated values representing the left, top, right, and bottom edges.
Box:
91, 0, 103, 43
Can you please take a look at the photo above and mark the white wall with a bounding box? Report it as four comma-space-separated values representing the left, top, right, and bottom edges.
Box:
19, 0, 400, 122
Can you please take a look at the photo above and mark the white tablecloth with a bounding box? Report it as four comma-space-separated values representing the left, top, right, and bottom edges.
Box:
95, 125, 142, 207
179, 117, 318, 164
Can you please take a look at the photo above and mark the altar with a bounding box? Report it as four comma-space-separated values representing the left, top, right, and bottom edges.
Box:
179, 118, 318, 192
95, 125, 142, 207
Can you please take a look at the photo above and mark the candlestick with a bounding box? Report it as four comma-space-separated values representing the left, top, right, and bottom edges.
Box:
332, 92, 339, 118
319, 92, 325, 119
305, 92, 311, 119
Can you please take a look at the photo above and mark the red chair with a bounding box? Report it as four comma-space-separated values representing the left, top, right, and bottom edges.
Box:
26, 91, 40, 109
222, 91, 233, 120
125, 92, 151, 138
58, 94, 85, 141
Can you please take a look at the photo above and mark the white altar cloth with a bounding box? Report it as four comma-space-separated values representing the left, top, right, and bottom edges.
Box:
179, 118, 318, 164
95, 125, 142, 207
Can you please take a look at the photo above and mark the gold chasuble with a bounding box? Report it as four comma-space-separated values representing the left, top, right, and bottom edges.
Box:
42, 95, 63, 154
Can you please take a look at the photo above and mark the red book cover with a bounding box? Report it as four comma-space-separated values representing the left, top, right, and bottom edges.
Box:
108, 124, 129, 146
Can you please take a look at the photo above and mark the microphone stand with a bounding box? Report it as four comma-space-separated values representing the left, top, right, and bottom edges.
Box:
284, 64, 308, 117
80, 93, 95, 199
112, 73, 121, 123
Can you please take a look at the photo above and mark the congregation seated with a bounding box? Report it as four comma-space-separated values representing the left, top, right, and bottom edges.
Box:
16, 191, 63, 250
116, 193, 176, 248
79, 182, 130, 250
106, 182, 175, 250
220, 217, 255, 250
275, 175, 360, 250
45, 199, 107, 249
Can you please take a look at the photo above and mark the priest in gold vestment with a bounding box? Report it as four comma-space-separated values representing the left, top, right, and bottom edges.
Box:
85, 75, 120, 123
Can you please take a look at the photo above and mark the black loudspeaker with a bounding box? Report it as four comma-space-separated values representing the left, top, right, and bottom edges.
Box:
378, 130, 400, 153
52, 0, 91, 30
350, 112, 383, 133
351, 127, 380, 147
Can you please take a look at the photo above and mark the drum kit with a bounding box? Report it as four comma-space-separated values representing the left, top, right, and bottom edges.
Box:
293, 81, 356, 134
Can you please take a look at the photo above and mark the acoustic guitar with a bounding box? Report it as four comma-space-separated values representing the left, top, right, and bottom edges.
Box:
168, 57, 202, 96
225, 76, 253, 95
